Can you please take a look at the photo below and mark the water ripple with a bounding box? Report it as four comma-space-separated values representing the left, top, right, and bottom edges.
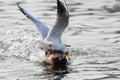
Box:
0, 0, 120, 80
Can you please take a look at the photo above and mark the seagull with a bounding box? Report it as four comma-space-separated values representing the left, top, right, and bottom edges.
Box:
17, 0, 70, 65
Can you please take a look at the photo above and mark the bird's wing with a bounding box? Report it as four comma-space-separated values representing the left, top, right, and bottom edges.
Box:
45, 0, 69, 43
17, 3, 49, 39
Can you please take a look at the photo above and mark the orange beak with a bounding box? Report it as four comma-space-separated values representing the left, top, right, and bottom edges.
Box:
65, 52, 70, 61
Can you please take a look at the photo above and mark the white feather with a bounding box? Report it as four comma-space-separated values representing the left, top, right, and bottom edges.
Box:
17, 0, 69, 52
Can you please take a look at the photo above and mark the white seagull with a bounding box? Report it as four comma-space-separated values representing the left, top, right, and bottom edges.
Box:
17, 0, 70, 65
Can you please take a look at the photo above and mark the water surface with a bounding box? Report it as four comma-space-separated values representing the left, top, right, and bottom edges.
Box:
0, 0, 120, 80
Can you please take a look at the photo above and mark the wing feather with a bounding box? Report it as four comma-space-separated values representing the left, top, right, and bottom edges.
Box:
45, 0, 69, 43
17, 3, 49, 39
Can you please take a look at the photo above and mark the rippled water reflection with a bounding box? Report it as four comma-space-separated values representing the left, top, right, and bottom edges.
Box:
0, 0, 120, 80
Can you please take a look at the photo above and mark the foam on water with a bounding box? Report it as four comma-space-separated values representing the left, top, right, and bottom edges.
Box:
0, 29, 46, 62
0, 28, 111, 61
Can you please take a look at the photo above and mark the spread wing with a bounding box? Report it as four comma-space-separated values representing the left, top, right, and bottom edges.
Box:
17, 3, 49, 39
45, 0, 69, 43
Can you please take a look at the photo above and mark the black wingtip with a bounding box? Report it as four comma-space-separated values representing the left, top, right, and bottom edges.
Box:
57, 0, 68, 16
16, 2, 22, 8
16, 2, 22, 11
16, 2, 27, 16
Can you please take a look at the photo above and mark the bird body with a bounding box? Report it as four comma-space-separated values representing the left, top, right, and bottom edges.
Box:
17, 0, 70, 65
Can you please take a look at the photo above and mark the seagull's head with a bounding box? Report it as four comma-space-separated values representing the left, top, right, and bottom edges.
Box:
44, 50, 70, 65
